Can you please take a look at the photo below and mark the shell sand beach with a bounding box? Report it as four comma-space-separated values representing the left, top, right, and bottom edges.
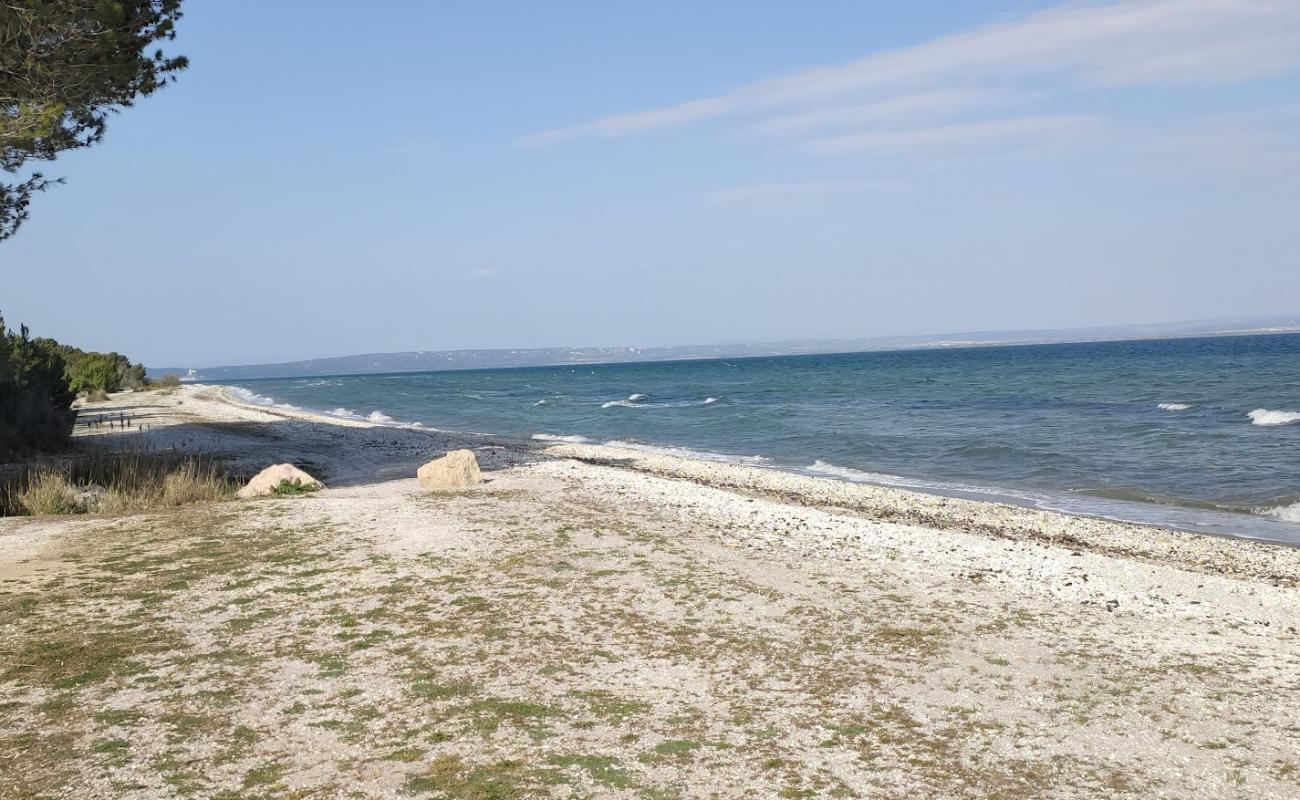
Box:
3, 385, 1299, 799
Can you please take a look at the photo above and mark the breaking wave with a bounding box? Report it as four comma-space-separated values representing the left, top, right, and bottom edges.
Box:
602, 396, 719, 409
1261, 501, 1300, 523
531, 433, 591, 443
604, 440, 770, 465
1248, 409, 1300, 426
225, 386, 300, 412
1157, 403, 1192, 411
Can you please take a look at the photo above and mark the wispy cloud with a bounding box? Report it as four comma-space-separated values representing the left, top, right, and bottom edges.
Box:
699, 180, 913, 207
747, 88, 1023, 140
521, 0, 1300, 149
801, 115, 1099, 155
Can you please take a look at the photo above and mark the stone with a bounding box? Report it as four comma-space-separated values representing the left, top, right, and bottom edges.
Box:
237, 463, 323, 498
417, 449, 481, 490
71, 483, 107, 513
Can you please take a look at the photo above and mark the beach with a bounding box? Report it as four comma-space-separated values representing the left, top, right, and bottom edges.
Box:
3, 384, 1299, 798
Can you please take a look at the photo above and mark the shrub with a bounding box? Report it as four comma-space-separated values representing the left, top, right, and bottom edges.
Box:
270, 478, 318, 497
2, 452, 238, 517
17, 471, 75, 515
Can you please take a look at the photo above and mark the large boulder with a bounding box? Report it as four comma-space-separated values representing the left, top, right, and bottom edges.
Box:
417, 449, 481, 489
237, 463, 323, 498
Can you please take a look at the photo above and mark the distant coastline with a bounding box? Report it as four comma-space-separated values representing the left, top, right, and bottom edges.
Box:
150, 313, 1300, 382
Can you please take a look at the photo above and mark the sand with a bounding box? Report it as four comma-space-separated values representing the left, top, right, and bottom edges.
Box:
1, 384, 1298, 799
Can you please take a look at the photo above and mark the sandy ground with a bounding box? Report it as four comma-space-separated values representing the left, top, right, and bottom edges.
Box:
1, 385, 1298, 799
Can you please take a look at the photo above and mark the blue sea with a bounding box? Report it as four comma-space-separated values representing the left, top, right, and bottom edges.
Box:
224, 333, 1300, 544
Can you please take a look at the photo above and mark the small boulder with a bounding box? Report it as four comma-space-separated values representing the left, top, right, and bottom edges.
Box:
237, 463, 323, 498
71, 483, 107, 513
417, 449, 481, 490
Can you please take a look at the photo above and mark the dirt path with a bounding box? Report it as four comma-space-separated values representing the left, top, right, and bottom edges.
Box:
3, 456, 1299, 799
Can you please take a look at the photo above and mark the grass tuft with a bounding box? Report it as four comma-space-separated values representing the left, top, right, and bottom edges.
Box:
16, 471, 76, 515
3, 452, 238, 516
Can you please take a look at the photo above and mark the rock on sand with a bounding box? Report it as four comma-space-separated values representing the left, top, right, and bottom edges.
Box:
237, 464, 324, 498
417, 449, 481, 489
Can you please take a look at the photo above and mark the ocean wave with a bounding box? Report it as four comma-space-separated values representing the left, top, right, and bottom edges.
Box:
1157, 403, 1192, 411
226, 386, 301, 412
601, 396, 719, 409
532, 433, 591, 443
367, 410, 396, 423
807, 460, 908, 485
532, 399, 550, 407
1248, 409, 1300, 426
627, 393, 648, 401
806, 460, 1004, 497
604, 439, 769, 465
1261, 501, 1300, 523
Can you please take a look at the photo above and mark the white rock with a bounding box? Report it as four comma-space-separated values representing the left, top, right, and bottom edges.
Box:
417, 449, 481, 490
237, 463, 323, 498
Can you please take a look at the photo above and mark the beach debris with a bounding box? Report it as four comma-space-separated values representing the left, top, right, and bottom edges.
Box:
237, 464, 323, 498
417, 449, 481, 489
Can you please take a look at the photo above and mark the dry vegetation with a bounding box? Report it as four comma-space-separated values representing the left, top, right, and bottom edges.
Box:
1, 451, 238, 517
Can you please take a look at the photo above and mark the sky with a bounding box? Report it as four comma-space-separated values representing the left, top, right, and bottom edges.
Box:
3, 0, 1299, 367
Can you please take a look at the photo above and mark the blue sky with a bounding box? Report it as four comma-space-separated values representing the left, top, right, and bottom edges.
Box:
3, 0, 1299, 366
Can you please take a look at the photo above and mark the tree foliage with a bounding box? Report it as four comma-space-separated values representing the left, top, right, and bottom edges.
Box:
1, 0, 187, 240
0, 314, 74, 456
1, 312, 148, 458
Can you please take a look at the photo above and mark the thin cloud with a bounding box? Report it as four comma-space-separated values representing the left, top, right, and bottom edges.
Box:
699, 180, 913, 206
522, 0, 1300, 145
802, 115, 1100, 155
747, 88, 1023, 140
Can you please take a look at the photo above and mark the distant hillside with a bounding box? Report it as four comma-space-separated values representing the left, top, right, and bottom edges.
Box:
150, 314, 1300, 381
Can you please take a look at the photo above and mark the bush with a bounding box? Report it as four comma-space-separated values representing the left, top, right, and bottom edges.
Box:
17, 471, 75, 515
270, 478, 319, 497
1, 452, 238, 517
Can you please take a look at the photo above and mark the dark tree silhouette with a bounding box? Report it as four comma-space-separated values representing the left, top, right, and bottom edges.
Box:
1, 1, 187, 240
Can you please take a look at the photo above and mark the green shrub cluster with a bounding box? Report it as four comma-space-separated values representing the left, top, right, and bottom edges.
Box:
0, 313, 149, 459
0, 315, 76, 458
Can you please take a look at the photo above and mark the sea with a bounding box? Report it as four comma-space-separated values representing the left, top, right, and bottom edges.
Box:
222, 332, 1300, 544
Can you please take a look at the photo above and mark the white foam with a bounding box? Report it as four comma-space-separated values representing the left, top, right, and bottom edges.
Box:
602, 397, 719, 409
1248, 409, 1300, 426
627, 393, 648, 401
532, 433, 591, 444
806, 460, 995, 497
226, 386, 301, 412
807, 460, 907, 485
1261, 501, 1300, 524
367, 410, 396, 423
1157, 403, 1192, 411
604, 439, 769, 465
532, 399, 550, 407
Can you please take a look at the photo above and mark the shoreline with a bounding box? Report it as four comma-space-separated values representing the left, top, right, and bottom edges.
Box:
73, 382, 1300, 587
213, 379, 1300, 547
5, 383, 1299, 797
193, 383, 1300, 587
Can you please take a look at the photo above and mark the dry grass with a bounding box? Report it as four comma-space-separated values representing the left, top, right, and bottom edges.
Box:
2, 452, 238, 517
15, 471, 77, 515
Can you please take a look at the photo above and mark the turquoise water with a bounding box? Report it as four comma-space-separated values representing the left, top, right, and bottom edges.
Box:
225, 333, 1300, 543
